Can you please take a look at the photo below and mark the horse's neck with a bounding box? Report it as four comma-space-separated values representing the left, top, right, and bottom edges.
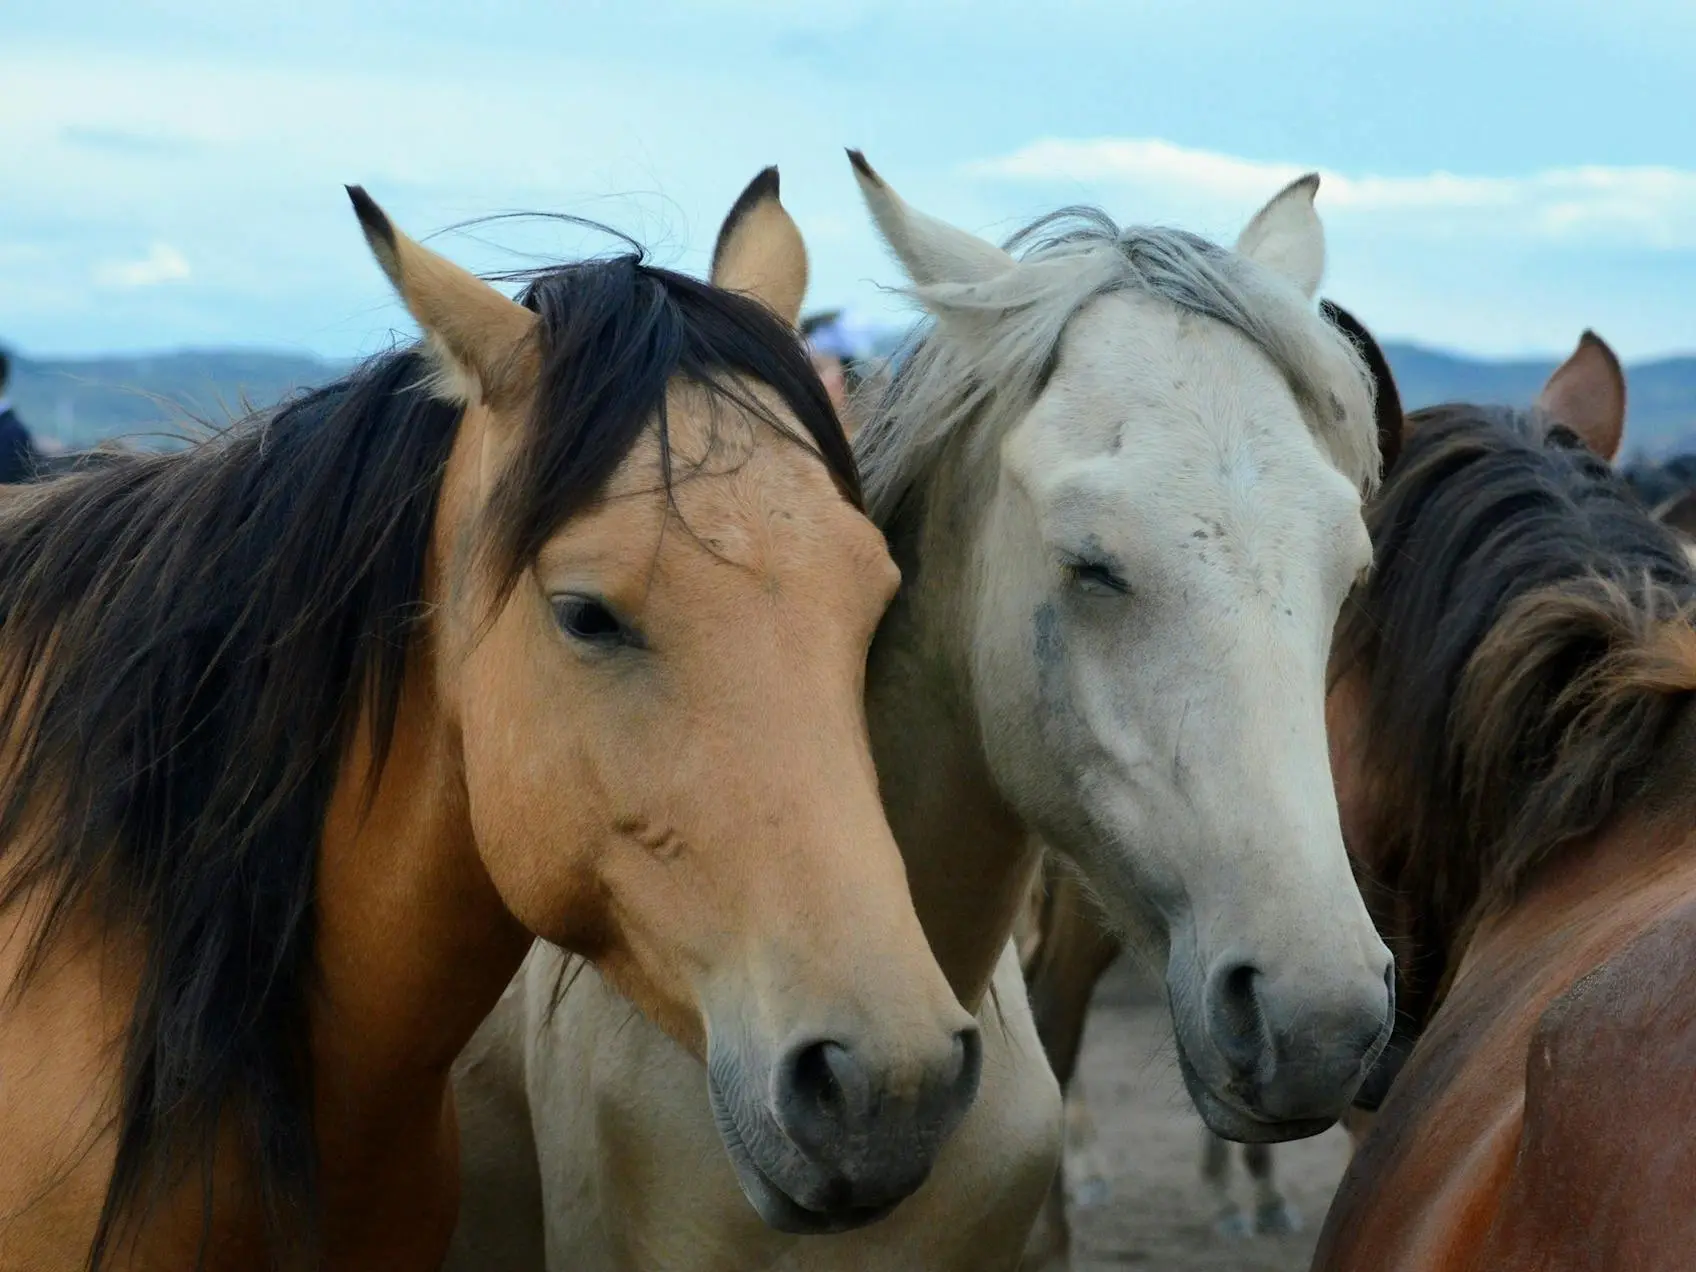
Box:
310, 665, 532, 1179
867, 492, 1038, 1012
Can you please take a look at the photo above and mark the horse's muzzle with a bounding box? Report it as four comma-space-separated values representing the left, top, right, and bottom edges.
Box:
706, 1019, 982, 1232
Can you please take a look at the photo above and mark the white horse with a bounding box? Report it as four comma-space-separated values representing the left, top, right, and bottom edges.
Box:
448, 153, 1394, 1271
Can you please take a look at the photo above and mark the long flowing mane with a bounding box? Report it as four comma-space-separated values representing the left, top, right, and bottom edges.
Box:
853, 209, 1380, 526
1333, 404, 1696, 1024
0, 255, 852, 1268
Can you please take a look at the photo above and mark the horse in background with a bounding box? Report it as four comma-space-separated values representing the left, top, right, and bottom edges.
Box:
0, 438, 136, 487
1315, 322, 1696, 1270
1620, 452, 1696, 547
802, 308, 890, 439
0, 169, 975, 1270
31, 438, 139, 478
450, 156, 1394, 1272
1621, 451, 1696, 511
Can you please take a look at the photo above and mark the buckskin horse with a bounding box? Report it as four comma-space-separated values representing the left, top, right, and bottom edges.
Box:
450, 156, 1395, 1272
0, 169, 977, 1270
1314, 324, 1696, 1270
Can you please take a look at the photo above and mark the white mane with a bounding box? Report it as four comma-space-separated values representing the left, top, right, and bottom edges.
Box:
854, 208, 1380, 524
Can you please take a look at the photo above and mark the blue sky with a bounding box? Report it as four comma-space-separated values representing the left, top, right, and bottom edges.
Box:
5, 0, 1696, 360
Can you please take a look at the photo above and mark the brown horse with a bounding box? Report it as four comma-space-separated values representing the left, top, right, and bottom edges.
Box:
1314, 326, 1696, 1271
0, 170, 975, 1270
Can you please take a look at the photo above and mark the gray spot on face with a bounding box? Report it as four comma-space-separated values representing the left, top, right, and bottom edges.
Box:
1033, 601, 1063, 673
1032, 601, 1085, 761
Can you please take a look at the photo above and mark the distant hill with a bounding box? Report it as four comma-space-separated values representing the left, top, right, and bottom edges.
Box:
8, 350, 347, 451
1379, 343, 1696, 457
9, 339, 1696, 458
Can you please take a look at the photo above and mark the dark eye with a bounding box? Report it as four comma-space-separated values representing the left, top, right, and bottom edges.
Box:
552, 594, 631, 647
1068, 560, 1130, 596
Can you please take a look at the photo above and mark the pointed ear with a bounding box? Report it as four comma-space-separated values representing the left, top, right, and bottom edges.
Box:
1236, 173, 1326, 299
710, 166, 809, 327
1536, 330, 1626, 462
346, 185, 537, 409
1653, 489, 1696, 539
1322, 299, 1405, 477
848, 149, 1015, 289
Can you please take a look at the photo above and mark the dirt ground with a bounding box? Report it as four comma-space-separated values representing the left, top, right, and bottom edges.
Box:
1058, 959, 1351, 1272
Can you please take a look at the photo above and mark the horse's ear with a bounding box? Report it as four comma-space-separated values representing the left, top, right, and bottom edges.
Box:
1236, 173, 1326, 299
1537, 330, 1626, 462
1322, 300, 1405, 478
1654, 489, 1696, 539
848, 149, 1016, 289
710, 167, 809, 328
346, 185, 537, 410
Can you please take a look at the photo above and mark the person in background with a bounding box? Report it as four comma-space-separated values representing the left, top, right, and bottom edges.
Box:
801, 309, 886, 438
0, 350, 40, 484
801, 310, 853, 419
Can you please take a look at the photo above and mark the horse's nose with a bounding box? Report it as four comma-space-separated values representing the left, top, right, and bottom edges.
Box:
1204, 953, 1392, 1122
770, 1024, 982, 1207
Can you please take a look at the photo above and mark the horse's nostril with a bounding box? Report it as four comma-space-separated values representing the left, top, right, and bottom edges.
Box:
790, 1041, 852, 1118
1207, 960, 1270, 1076
774, 1038, 871, 1158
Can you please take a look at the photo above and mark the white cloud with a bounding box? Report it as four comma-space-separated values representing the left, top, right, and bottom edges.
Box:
94, 243, 191, 288
970, 138, 1696, 250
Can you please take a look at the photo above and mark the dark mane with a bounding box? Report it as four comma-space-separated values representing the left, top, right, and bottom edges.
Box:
1335, 404, 1696, 1027
0, 255, 851, 1269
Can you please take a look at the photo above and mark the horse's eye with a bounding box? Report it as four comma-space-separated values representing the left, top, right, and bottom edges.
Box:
552, 595, 630, 646
1068, 560, 1131, 596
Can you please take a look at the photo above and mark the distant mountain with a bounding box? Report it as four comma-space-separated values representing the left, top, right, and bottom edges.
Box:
8, 350, 347, 451
1378, 343, 1696, 457
8, 339, 1696, 458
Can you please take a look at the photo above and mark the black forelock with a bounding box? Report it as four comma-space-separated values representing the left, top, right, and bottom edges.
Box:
483, 255, 858, 596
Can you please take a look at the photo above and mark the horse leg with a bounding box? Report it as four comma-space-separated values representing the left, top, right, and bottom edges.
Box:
1024, 865, 1123, 1092
1245, 1141, 1302, 1234
1019, 859, 1122, 1267
1201, 1129, 1250, 1236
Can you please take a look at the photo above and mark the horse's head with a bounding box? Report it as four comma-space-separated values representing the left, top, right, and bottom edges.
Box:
852, 154, 1391, 1142
1326, 322, 1680, 1113
348, 173, 978, 1232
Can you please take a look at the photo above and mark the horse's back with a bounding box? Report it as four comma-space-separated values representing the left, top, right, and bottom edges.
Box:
1317, 847, 1696, 1272
0, 882, 266, 1270
1475, 894, 1696, 1270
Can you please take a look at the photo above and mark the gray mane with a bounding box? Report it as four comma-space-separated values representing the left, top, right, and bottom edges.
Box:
853, 207, 1380, 524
